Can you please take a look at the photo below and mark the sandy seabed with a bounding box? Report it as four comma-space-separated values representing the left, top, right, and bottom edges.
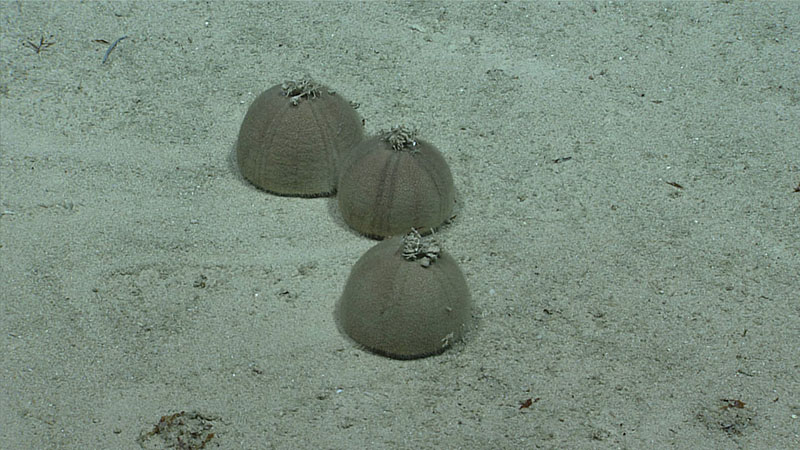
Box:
1, 1, 798, 449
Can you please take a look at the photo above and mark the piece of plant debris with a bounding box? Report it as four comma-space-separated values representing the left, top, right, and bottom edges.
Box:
24, 35, 54, 54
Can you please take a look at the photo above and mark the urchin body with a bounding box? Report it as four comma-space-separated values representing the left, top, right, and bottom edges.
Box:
236, 80, 363, 197
335, 231, 472, 359
338, 126, 455, 238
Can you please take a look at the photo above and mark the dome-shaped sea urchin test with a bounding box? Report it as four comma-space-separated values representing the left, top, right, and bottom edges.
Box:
337, 126, 455, 238
236, 79, 364, 197
335, 229, 472, 359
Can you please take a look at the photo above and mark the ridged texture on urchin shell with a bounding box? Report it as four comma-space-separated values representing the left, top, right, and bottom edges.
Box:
337, 128, 455, 238
236, 81, 363, 197
335, 234, 471, 359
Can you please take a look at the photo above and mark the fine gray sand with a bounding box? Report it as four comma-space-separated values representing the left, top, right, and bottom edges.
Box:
1, 1, 798, 449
